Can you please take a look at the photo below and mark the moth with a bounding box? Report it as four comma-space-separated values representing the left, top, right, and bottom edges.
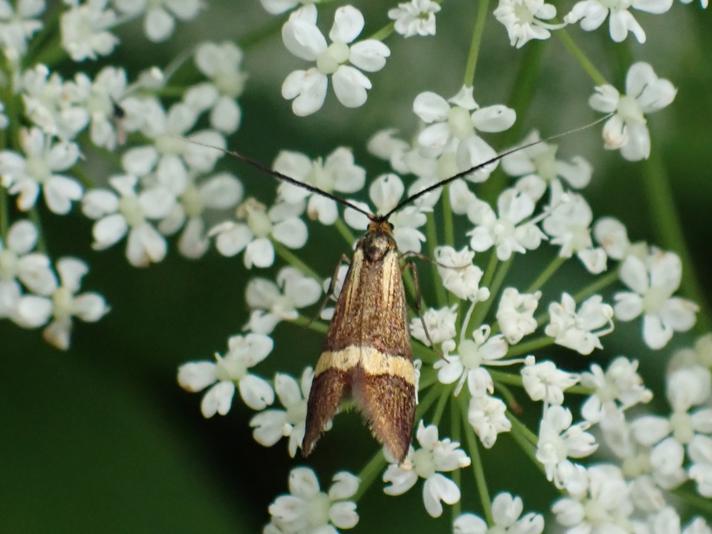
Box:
193, 115, 607, 463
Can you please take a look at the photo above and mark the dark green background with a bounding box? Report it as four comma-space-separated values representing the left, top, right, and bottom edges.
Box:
2, 2, 711, 532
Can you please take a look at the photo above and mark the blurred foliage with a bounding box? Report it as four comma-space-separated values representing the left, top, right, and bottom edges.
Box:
2, 1, 711, 533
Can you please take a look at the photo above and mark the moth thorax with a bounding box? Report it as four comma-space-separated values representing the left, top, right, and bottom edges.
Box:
362, 221, 396, 262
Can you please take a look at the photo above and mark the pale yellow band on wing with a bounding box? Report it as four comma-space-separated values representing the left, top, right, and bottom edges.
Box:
315, 345, 415, 386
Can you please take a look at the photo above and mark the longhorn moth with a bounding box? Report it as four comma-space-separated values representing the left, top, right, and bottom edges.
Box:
192, 116, 608, 462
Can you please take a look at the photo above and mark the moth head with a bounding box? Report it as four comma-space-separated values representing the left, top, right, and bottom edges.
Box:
363, 219, 396, 262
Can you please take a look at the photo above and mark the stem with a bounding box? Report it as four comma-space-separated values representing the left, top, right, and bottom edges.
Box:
469, 258, 512, 332
431, 386, 452, 425
450, 399, 463, 519
29, 208, 47, 254
508, 422, 545, 475
290, 314, 329, 334
413, 340, 440, 363
273, 241, 321, 280
0, 185, 8, 240
506, 412, 538, 446
355, 450, 386, 501
368, 22, 395, 41
463, 0, 490, 86
573, 269, 619, 302
442, 185, 455, 246
527, 256, 565, 293
416, 384, 444, 420
642, 151, 712, 331
556, 30, 607, 86
672, 488, 712, 516
505, 335, 553, 357
459, 394, 493, 524
334, 218, 356, 247
489, 369, 594, 395
239, 16, 284, 49
426, 213, 447, 307
494, 381, 522, 414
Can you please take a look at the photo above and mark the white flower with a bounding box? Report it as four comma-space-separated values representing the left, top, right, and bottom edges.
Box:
383, 421, 470, 518
496, 287, 541, 344
631, 366, 712, 493
454, 493, 545, 534
245, 267, 322, 334
211, 198, 308, 269
614, 249, 697, 349
281, 5, 390, 116
177, 333, 275, 417
268, 467, 359, 533
19, 65, 89, 140
61, 0, 119, 61
0, 0, 45, 60
545, 293, 614, 355
503, 130, 592, 201
15, 257, 109, 350
122, 101, 226, 190
435, 325, 509, 396
565, 0, 672, 43
468, 394, 511, 448
82, 175, 175, 267
409, 305, 457, 348
413, 86, 515, 180
0, 128, 82, 214
552, 464, 633, 534
543, 193, 607, 274
536, 406, 597, 483
114, 0, 203, 42
0, 220, 56, 320
494, 0, 563, 48
67, 67, 128, 150
467, 189, 546, 260
274, 147, 365, 225
522, 360, 580, 405
250, 367, 313, 457
189, 41, 247, 133
593, 216, 640, 261
589, 62, 676, 161
344, 173, 427, 253
581, 357, 652, 423
388, 0, 440, 37
158, 172, 243, 259
434, 246, 490, 302
260, 0, 311, 15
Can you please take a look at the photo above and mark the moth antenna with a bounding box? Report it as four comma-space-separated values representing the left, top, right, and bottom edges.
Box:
381, 112, 615, 219
181, 137, 375, 219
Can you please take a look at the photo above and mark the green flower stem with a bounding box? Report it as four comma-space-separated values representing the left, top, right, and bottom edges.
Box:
334, 217, 356, 247
672, 487, 712, 516
368, 22, 395, 41
417, 382, 445, 419
463, 0, 490, 86
354, 450, 386, 502
556, 30, 608, 86
480, 40, 548, 203
239, 16, 285, 49
290, 314, 329, 334
273, 241, 321, 279
573, 269, 619, 302
426, 213, 448, 307
29, 208, 47, 254
506, 412, 538, 446
431, 386, 452, 425
413, 340, 440, 363
642, 151, 712, 332
490, 369, 594, 395
418, 367, 439, 391
71, 165, 95, 189
442, 185, 455, 246
459, 394, 493, 524
505, 335, 553, 357
494, 381, 521, 414
469, 258, 512, 333
450, 399, 463, 519
507, 421, 545, 475
0, 186, 8, 240
527, 255, 566, 293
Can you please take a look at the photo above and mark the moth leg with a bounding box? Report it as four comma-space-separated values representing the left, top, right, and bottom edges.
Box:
400, 250, 470, 271
404, 260, 446, 361
308, 253, 351, 326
